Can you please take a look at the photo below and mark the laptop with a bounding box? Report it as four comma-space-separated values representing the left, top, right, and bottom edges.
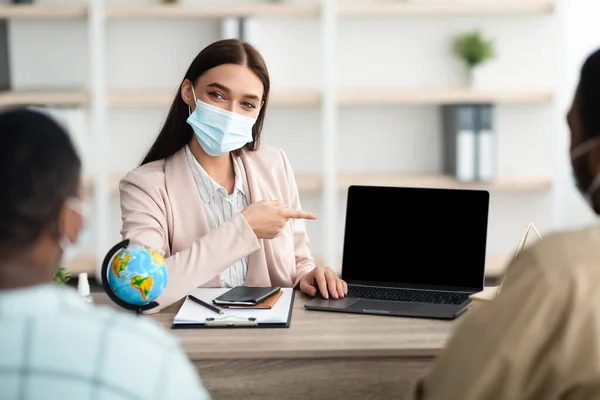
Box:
305, 185, 490, 320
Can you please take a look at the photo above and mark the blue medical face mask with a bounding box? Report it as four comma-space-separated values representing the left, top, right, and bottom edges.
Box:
58, 197, 85, 263
571, 138, 600, 211
186, 86, 257, 156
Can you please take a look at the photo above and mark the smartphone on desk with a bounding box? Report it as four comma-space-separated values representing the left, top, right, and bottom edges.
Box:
212, 286, 281, 306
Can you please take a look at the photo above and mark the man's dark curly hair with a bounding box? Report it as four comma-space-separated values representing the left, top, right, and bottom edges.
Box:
0, 107, 81, 256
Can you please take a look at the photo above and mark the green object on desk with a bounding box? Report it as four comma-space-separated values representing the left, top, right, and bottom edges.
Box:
53, 265, 71, 285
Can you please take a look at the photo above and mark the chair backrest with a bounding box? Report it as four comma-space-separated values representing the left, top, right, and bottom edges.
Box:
496, 223, 543, 295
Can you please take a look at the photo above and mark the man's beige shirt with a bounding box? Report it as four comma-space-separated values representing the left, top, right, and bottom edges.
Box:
414, 226, 600, 400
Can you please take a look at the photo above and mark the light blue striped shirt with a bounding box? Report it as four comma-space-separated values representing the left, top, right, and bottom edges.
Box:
185, 145, 248, 287
0, 284, 210, 400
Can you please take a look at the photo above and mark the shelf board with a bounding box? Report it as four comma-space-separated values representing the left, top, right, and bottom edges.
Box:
294, 173, 551, 192
84, 172, 318, 194
84, 172, 320, 193
105, 3, 320, 19
85, 173, 553, 194
107, 89, 320, 107
269, 89, 321, 106
338, 173, 552, 191
64, 254, 97, 276
85, 172, 551, 196
107, 89, 176, 108
339, 88, 553, 106
339, 1, 555, 17
108, 88, 552, 107
0, 4, 87, 19
0, 90, 88, 106
83, 174, 123, 196
85, 172, 316, 194
1, 2, 551, 20
295, 173, 322, 191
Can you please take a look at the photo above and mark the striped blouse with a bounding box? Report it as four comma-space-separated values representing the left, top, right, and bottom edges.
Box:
185, 145, 249, 287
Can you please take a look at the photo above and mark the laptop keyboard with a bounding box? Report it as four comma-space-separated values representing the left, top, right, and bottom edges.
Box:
347, 286, 470, 305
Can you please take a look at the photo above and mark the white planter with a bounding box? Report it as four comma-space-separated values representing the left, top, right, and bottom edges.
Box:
467, 67, 485, 89
467, 65, 497, 89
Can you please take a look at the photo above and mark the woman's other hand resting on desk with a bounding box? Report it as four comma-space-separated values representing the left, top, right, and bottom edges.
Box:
299, 266, 348, 300
240, 200, 316, 239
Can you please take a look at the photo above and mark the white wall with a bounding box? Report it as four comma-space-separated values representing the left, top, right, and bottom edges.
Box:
7, 0, 594, 267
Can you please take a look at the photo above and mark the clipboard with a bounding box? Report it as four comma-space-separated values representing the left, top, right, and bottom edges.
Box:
171, 287, 295, 329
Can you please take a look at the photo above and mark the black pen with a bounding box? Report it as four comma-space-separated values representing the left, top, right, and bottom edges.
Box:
188, 294, 223, 314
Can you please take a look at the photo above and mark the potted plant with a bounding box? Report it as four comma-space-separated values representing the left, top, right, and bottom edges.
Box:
53, 265, 71, 286
453, 30, 495, 89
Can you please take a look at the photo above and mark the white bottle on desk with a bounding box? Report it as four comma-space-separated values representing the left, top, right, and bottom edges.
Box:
77, 273, 93, 305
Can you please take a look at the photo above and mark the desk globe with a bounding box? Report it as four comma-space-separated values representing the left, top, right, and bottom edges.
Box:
101, 239, 168, 313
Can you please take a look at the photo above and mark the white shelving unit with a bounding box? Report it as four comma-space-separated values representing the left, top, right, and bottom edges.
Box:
2, 0, 557, 280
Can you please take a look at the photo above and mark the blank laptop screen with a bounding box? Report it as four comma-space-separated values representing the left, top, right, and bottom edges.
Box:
341, 185, 489, 292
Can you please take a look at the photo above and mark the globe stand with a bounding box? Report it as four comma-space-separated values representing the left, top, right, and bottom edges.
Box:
101, 239, 159, 315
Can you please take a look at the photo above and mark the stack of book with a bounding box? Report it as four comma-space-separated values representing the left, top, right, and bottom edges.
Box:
442, 104, 496, 183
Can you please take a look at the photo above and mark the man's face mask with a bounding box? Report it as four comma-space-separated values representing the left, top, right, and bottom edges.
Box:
571, 137, 600, 213
58, 197, 85, 262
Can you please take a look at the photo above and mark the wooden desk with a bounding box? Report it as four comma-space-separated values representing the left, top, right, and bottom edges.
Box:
93, 291, 459, 400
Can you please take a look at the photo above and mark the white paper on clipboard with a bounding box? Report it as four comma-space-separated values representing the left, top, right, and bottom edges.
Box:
173, 287, 293, 325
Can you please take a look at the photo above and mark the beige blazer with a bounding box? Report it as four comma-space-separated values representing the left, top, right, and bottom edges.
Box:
413, 225, 600, 400
119, 145, 316, 312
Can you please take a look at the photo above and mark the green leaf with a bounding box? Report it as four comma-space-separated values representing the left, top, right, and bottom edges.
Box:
453, 30, 496, 68
53, 265, 72, 286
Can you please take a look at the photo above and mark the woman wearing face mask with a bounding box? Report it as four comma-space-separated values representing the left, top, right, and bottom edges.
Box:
120, 38, 347, 313
0, 108, 209, 399
411, 48, 600, 400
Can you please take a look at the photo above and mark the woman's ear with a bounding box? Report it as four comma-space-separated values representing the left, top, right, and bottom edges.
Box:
180, 79, 195, 109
